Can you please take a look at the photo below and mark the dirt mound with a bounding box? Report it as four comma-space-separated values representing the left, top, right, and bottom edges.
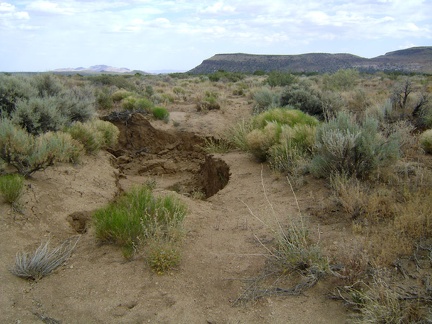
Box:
104, 112, 230, 198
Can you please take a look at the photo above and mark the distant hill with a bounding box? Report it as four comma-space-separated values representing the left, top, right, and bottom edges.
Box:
188, 46, 432, 74
52, 65, 148, 74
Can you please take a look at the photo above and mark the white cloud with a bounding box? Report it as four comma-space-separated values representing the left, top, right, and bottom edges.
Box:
0, 2, 30, 30
26, 1, 77, 15
199, 1, 235, 14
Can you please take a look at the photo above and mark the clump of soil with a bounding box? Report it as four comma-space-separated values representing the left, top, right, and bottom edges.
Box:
104, 112, 230, 198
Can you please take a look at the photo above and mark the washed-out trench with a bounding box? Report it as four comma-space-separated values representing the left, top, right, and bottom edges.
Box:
103, 112, 230, 198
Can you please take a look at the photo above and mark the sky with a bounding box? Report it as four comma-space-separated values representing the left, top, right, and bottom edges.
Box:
0, 0, 431, 72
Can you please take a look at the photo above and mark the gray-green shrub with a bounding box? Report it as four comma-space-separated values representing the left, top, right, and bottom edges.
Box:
252, 87, 280, 114
310, 112, 400, 178
0, 119, 84, 176
280, 85, 324, 119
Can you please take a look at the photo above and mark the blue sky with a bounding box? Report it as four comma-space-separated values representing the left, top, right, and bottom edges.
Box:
0, 0, 431, 72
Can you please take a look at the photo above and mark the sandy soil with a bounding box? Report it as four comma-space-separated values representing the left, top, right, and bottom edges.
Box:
0, 96, 349, 323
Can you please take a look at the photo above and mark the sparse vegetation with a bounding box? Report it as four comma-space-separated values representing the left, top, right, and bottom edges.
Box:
93, 185, 187, 272
10, 236, 80, 280
2, 69, 432, 322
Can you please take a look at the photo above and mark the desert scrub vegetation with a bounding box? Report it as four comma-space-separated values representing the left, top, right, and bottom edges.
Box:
92, 185, 187, 272
152, 106, 169, 121
419, 129, 432, 153
235, 176, 328, 304
10, 236, 80, 280
0, 173, 24, 205
0, 118, 84, 177
310, 111, 400, 179
242, 108, 319, 163
65, 119, 119, 154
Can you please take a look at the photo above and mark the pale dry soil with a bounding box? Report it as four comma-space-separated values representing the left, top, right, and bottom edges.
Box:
0, 97, 349, 323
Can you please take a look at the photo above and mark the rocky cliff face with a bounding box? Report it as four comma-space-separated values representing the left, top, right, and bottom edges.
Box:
188, 47, 432, 74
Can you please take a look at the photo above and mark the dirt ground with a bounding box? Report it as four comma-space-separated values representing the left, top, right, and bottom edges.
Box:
0, 96, 350, 323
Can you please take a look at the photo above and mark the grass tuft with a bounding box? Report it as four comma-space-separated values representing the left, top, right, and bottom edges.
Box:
10, 236, 80, 280
0, 173, 25, 205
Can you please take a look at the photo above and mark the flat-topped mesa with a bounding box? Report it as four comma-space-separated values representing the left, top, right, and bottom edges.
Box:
188, 46, 432, 74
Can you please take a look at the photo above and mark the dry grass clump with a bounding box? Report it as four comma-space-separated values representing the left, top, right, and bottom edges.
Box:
235, 174, 328, 304
10, 236, 80, 280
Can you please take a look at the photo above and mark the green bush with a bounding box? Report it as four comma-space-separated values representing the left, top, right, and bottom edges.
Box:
246, 122, 282, 161
0, 174, 24, 204
266, 71, 298, 87
252, 108, 319, 129
322, 69, 359, 91
152, 107, 169, 121
135, 98, 154, 112
208, 71, 245, 82
226, 119, 253, 151
66, 120, 118, 154
419, 129, 432, 154
310, 112, 400, 178
90, 119, 120, 148
93, 186, 187, 262
280, 85, 324, 119
112, 89, 133, 102
60, 85, 96, 123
